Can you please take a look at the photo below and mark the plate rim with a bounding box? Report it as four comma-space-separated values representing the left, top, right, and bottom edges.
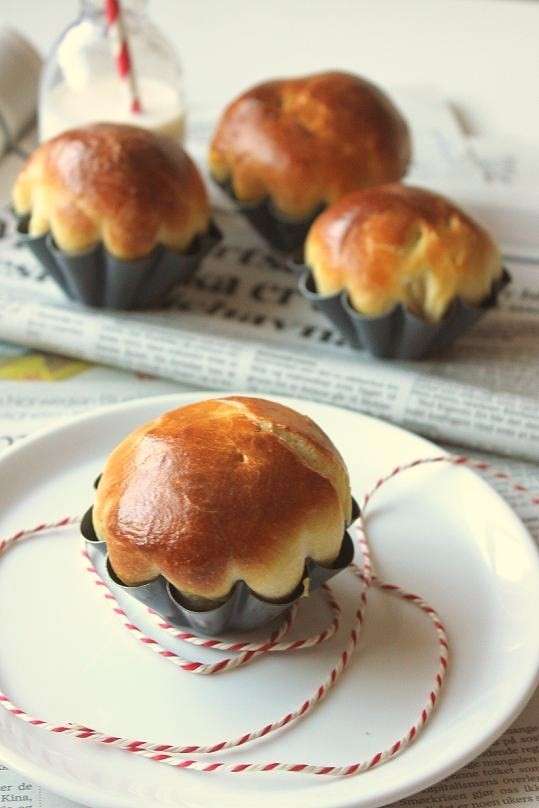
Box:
0, 390, 538, 808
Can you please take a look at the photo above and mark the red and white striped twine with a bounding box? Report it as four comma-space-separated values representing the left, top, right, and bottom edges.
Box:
0, 454, 536, 776
104, 0, 142, 114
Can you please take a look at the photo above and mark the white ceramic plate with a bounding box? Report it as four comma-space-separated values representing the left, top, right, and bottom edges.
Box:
0, 392, 538, 808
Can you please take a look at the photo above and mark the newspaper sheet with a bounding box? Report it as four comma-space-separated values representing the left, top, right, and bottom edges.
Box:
0, 88, 538, 806
0, 219, 537, 462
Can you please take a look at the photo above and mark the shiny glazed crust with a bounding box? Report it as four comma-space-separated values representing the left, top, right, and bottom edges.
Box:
305, 184, 502, 321
13, 123, 210, 260
209, 71, 411, 219
93, 396, 352, 602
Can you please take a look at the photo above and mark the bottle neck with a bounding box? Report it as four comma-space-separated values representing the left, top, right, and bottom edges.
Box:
80, 0, 147, 16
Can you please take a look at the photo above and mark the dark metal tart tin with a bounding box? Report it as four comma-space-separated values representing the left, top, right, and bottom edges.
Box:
80, 499, 360, 635
288, 257, 511, 360
15, 215, 222, 310
214, 179, 323, 254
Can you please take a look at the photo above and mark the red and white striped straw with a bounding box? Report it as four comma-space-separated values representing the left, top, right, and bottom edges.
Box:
0, 454, 535, 777
104, 0, 142, 114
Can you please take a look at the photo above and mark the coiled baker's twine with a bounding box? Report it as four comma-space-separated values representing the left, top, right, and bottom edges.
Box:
0, 454, 535, 776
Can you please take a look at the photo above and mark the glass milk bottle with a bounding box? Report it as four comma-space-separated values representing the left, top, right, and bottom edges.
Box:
38, 0, 185, 142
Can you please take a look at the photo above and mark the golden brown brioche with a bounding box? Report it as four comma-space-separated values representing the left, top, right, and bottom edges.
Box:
93, 396, 352, 603
305, 184, 502, 322
12, 123, 210, 260
209, 71, 411, 219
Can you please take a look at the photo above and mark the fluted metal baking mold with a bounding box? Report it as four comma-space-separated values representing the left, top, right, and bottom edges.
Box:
80, 498, 359, 635
15, 215, 222, 310
288, 258, 511, 360
214, 179, 323, 254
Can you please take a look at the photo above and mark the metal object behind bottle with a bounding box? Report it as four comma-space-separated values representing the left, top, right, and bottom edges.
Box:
81, 500, 359, 635
15, 216, 222, 310
289, 258, 511, 360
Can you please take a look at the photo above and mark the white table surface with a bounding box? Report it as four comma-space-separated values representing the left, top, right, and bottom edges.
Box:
0, 0, 538, 141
